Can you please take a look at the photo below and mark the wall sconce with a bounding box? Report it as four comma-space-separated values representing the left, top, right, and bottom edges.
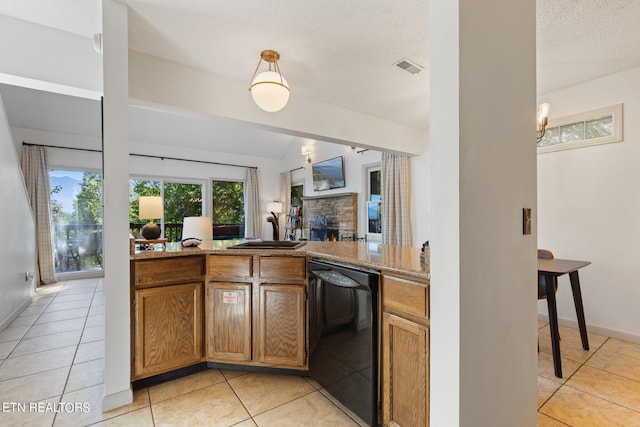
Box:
266, 201, 283, 240
301, 145, 312, 163
537, 103, 550, 142
138, 196, 163, 239
249, 50, 290, 112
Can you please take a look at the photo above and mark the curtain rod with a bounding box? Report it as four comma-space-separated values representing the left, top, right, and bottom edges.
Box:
289, 166, 303, 172
22, 142, 257, 169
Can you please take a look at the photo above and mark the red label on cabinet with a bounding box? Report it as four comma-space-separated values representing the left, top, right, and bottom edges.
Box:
222, 291, 238, 304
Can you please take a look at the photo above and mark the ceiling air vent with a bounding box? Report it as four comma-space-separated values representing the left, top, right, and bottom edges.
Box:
394, 58, 424, 75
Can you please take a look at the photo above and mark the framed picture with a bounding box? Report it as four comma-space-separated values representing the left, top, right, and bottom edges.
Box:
312, 156, 345, 191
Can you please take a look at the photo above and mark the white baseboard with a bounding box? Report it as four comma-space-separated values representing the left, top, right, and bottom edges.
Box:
537, 313, 640, 344
102, 387, 133, 412
0, 296, 33, 332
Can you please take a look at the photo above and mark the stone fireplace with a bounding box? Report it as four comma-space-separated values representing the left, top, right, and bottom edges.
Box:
302, 192, 358, 241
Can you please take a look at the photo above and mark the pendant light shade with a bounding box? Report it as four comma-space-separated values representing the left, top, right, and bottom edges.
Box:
249, 50, 290, 112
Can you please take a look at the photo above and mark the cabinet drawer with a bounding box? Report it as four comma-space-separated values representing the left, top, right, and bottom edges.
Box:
209, 255, 253, 278
383, 274, 429, 319
259, 256, 306, 279
135, 256, 204, 287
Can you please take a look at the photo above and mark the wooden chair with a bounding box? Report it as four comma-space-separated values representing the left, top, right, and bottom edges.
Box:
538, 249, 555, 298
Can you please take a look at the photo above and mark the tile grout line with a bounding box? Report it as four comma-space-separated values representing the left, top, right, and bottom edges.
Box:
538, 332, 611, 423
51, 277, 100, 427
0, 282, 62, 363
559, 339, 640, 417
224, 374, 259, 425
146, 387, 157, 427
539, 334, 640, 424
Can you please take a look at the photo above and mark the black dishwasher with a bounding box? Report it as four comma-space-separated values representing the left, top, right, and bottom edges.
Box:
308, 259, 380, 426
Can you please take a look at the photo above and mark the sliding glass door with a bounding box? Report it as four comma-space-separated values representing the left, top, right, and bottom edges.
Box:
49, 169, 103, 275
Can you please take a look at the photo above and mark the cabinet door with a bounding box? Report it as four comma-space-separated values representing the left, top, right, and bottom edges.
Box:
382, 312, 429, 427
134, 283, 203, 379
256, 284, 306, 368
206, 282, 252, 362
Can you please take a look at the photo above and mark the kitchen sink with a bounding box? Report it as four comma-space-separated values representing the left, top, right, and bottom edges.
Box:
227, 240, 306, 249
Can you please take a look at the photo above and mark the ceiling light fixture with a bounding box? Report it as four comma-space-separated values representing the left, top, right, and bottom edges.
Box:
537, 103, 550, 142
249, 50, 290, 112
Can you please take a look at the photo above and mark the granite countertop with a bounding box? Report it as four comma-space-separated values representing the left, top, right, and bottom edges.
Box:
131, 239, 429, 280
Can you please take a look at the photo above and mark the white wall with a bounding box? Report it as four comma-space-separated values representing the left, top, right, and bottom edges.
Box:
0, 92, 36, 330
537, 66, 640, 342
129, 51, 424, 155
0, 14, 102, 99
411, 134, 431, 246
102, 0, 132, 411
430, 0, 538, 425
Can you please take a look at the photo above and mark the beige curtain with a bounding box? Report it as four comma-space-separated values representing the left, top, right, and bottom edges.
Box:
381, 152, 412, 246
279, 171, 292, 240
280, 171, 292, 223
245, 168, 262, 238
20, 145, 57, 285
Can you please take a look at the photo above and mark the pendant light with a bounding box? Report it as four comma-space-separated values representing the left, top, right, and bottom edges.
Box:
249, 50, 290, 112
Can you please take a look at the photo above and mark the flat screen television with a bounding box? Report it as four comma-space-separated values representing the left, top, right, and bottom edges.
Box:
312, 156, 345, 191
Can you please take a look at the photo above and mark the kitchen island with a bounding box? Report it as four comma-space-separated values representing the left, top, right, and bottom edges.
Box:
130, 240, 429, 427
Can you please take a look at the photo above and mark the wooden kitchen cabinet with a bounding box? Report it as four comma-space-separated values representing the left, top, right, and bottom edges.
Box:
206, 254, 308, 370
256, 283, 306, 367
381, 273, 429, 427
205, 281, 252, 362
131, 255, 206, 380
134, 282, 203, 380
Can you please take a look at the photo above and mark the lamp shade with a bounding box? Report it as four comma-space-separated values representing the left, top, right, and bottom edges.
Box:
182, 217, 213, 241
267, 201, 283, 214
250, 71, 290, 112
537, 103, 550, 127
139, 196, 163, 220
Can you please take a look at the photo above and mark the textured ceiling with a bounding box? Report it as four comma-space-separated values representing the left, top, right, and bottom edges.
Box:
1, 0, 640, 154
536, 0, 640, 94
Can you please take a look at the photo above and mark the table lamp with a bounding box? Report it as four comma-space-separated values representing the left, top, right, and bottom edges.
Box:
182, 217, 213, 241
266, 201, 283, 241
139, 196, 163, 239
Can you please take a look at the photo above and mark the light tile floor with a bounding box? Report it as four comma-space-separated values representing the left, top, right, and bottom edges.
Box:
537, 320, 640, 426
0, 278, 365, 426
2, 279, 640, 426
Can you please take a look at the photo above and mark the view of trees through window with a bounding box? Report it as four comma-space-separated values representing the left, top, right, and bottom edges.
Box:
291, 184, 304, 207
128, 179, 244, 241
212, 180, 245, 239
129, 179, 203, 242
49, 169, 103, 274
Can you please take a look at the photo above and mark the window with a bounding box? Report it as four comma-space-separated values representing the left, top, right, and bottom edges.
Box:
212, 180, 245, 239
537, 104, 623, 153
129, 179, 203, 242
291, 183, 304, 207
366, 166, 382, 240
49, 169, 103, 274
287, 183, 304, 240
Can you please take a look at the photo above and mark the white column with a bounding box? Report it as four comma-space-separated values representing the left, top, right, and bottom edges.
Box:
429, 0, 538, 425
101, 0, 132, 411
